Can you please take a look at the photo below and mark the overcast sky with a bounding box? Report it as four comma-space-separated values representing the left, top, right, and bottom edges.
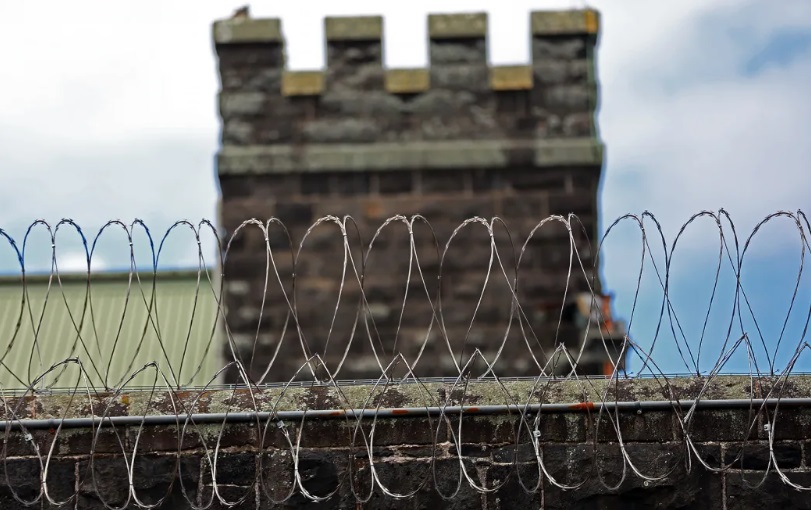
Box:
0, 0, 810, 375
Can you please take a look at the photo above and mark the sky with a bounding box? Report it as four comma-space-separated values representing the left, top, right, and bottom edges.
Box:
0, 0, 810, 377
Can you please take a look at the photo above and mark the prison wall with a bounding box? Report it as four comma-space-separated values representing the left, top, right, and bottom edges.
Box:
2, 376, 810, 509
212, 10, 607, 382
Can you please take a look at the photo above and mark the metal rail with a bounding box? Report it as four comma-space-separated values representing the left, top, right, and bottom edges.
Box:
3, 397, 810, 431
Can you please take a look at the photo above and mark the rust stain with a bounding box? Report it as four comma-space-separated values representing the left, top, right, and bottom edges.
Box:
466, 407, 480, 413
584, 10, 600, 34
569, 402, 595, 411
328, 411, 344, 417
391, 409, 410, 415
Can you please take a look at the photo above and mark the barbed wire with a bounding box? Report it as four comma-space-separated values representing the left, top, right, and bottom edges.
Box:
0, 210, 809, 507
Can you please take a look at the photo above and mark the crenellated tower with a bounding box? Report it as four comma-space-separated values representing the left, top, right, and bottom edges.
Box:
212, 10, 621, 382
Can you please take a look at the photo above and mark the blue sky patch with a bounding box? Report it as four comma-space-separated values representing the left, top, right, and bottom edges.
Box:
741, 29, 811, 76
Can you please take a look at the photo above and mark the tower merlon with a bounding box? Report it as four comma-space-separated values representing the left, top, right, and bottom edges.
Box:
324, 16, 383, 41
530, 9, 599, 36
213, 9, 601, 151
213, 17, 282, 44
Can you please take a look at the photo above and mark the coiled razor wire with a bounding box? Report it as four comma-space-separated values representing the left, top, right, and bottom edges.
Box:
0, 210, 808, 507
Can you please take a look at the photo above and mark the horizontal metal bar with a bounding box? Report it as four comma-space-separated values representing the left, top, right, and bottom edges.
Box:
3, 398, 810, 431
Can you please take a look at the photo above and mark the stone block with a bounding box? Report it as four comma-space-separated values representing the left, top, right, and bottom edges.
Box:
218, 91, 268, 117
421, 170, 467, 194
491, 65, 533, 91
767, 407, 811, 440
723, 441, 803, 470
302, 119, 380, 143
216, 43, 285, 68
548, 189, 595, 217
320, 90, 401, 117
300, 174, 331, 195
213, 18, 282, 44
0, 457, 43, 503
281, 71, 324, 96
386, 68, 430, 94
206, 484, 257, 510
540, 83, 598, 112
428, 13, 488, 39
430, 64, 491, 92
325, 16, 383, 41
726, 471, 811, 509
376, 170, 415, 195
326, 64, 386, 91
332, 172, 371, 196
532, 37, 589, 61
530, 10, 600, 36
204, 452, 257, 486
592, 410, 676, 442
681, 408, 760, 442
43, 457, 77, 504
78, 456, 132, 507
430, 39, 488, 66
327, 41, 383, 67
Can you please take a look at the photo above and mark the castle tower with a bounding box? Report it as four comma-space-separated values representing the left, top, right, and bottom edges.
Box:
212, 10, 618, 382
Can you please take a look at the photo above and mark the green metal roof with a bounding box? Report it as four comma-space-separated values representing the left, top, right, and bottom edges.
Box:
0, 270, 225, 390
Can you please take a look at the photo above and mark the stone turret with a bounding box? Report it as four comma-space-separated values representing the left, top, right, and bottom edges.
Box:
212, 9, 621, 382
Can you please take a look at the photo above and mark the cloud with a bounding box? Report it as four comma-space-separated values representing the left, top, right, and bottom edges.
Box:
1, 0, 810, 373
55, 252, 108, 273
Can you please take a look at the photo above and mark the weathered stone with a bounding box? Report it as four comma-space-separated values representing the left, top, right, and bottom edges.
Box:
531, 10, 599, 36
326, 64, 385, 91
428, 13, 488, 39
726, 471, 811, 509
430, 65, 491, 91
386, 68, 430, 94
376, 170, 414, 194
409, 89, 477, 116
723, 441, 803, 470
430, 40, 488, 65
542, 84, 598, 111
682, 408, 760, 442
327, 41, 383, 67
0, 458, 42, 504
562, 111, 594, 137
281, 70, 324, 96
324, 16, 383, 41
491, 65, 533, 91
303, 119, 380, 143
332, 172, 371, 195
532, 37, 589, 60
768, 407, 811, 440
219, 91, 267, 116
275, 202, 314, 226
320, 90, 402, 117
213, 18, 282, 44
222, 119, 254, 145
216, 43, 285, 68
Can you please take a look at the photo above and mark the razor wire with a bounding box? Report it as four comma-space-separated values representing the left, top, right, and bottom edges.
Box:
0, 210, 809, 507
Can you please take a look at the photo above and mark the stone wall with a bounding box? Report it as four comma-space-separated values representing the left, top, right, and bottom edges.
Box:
2, 375, 810, 508
212, 10, 609, 382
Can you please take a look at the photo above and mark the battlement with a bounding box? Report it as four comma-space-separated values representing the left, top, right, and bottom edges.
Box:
213, 10, 602, 175
213, 9, 606, 381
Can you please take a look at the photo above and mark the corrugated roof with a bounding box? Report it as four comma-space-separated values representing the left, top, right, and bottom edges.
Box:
0, 270, 225, 390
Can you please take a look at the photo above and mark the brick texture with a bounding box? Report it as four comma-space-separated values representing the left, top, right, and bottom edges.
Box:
213, 11, 605, 382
